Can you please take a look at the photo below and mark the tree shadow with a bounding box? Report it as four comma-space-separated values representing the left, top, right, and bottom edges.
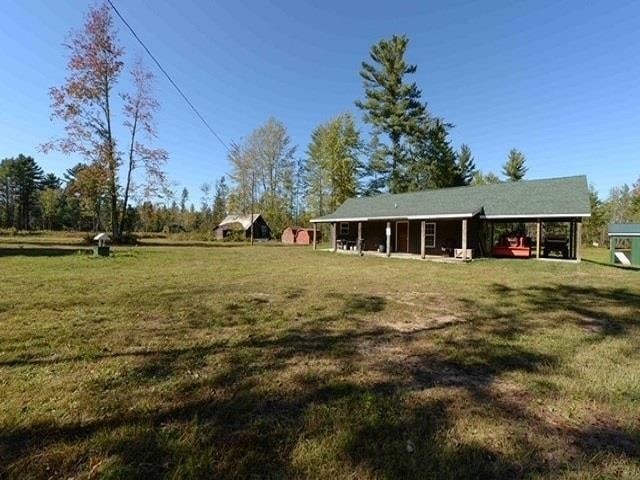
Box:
2, 290, 638, 478
0, 247, 91, 257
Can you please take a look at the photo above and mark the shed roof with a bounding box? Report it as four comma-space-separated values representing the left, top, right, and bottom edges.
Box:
311, 176, 591, 222
608, 224, 640, 237
217, 213, 264, 230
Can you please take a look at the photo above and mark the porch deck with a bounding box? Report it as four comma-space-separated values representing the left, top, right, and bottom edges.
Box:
326, 248, 466, 263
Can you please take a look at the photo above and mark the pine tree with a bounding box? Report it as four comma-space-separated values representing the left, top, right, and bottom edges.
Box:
212, 176, 229, 225
356, 35, 428, 193
502, 149, 528, 181
454, 144, 476, 186
421, 120, 458, 189
180, 187, 189, 213
363, 134, 390, 195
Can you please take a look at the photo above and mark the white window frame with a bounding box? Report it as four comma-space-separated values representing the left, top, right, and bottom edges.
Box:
425, 222, 436, 248
339, 222, 349, 236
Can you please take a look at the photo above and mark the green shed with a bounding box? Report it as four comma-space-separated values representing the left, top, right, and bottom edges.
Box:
608, 224, 640, 266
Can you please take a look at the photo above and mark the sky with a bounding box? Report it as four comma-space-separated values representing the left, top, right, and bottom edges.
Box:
0, 0, 638, 204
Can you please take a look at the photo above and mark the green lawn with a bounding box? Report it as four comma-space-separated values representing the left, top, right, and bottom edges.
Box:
0, 242, 638, 479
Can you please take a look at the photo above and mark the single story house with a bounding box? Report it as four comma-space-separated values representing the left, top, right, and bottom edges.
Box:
310, 176, 591, 261
214, 213, 271, 240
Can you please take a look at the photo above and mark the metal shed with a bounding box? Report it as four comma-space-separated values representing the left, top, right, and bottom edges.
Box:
608, 224, 640, 266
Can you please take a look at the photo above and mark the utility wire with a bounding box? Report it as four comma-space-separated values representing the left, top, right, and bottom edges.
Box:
106, 0, 230, 152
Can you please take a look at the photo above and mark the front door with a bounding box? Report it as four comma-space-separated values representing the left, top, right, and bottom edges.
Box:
396, 221, 409, 252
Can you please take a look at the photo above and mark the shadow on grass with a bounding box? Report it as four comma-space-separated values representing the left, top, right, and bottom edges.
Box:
0, 247, 91, 257
2, 290, 639, 478
583, 257, 640, 271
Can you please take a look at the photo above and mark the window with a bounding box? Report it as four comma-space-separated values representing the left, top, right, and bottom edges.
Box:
425, 222, 436, 248
339, 222, 350, 235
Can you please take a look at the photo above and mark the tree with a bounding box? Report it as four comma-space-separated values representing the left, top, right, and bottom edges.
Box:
43, 3, 167, 240
212, 176, 229, 225
471, 170, 501, 186
10, 155, 44, 229
41, 173, 62, 190
304, 114, 362, 216
405, 120, 458, 190
582, 184, 606, 246
40, 187, 62, 230
119, 59, 168, 237
180, 187, 189, 213
356, 35, 428, 193
502, 149, 527, 181
363, 133, 389, 195
454, 144, 477, 186
229, 118, 297, 237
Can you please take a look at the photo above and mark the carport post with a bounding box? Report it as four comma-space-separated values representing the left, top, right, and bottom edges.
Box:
461, 219, 468, 261
313, 223, 317, 250
420, 220, 426, 259
386, 221, 391, 257
331, 223, 337, 252
357, 222, 363, 255
576, 220, 582, 262
536, 219, 541, 259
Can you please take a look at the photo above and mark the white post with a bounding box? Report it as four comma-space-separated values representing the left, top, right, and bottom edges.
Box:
420, 220, 426, 259
331, 223, 337, 252
357, 222, 363, 255
313, 223, 317, 251
461, 219, 468, 261
386, 221, 391, 258
576, 220, 582, 262
536, 219, 541, 259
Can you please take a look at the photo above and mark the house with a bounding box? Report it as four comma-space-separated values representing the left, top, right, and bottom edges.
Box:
214, 213, 271, 241
310, 176, 591, 261
608, 224, 640, 266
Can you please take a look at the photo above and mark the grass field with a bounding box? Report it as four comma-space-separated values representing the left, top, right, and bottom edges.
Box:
0, 239, 639, 479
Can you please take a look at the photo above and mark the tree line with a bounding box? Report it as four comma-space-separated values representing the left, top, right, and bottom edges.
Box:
8, 3, 636, 242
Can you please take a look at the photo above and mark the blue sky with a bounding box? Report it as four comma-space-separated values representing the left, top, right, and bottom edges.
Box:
0, 0, 638, 204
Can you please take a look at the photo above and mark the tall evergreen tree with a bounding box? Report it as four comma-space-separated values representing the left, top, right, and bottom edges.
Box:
454, 144, 477, 186
212, 176, 229, 225
363, 133, 389, 195
180, 187, 189, 213
356, 34, 428, 193
41, 173, 62, 190
502, 148, 528, 181
408, 120, 457, 190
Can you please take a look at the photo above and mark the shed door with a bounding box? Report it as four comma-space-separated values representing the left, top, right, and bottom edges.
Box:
396, 221, 409, 252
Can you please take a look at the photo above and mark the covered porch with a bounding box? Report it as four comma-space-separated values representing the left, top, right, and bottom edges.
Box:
310, 217, 475, 261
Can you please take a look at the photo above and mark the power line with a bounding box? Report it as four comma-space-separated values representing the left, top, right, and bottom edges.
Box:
106, 0, 230, 152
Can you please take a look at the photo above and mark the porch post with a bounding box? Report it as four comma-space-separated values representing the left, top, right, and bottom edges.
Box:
461, 219, 468, 261
490, 221, 494, 257
569, 221, 575, 259
331, 222, 337, 252
536, 219, 541, 259
420, 220, 426, 259
357, 222, 363, 256
386, 221, 391, 257
576, 220, 582, 262
312, 223, 317, 250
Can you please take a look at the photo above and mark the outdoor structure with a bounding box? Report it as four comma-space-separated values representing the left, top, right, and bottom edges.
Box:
295, 228, 320, 245
93, 232, 110, 257
214, 214, 271, 241
281, 227, 320, 245
310, 176, 591, 262
281, 227, 300, 244
608, 224, 640, 266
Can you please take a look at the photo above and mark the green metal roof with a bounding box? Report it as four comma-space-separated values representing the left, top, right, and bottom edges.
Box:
608, 224, 640, 237
311, 175, 591, 222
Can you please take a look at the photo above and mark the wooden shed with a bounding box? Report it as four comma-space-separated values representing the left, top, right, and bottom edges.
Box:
608, 224, 640, 266
295, 228, 320, 245
281, 227, 299, 244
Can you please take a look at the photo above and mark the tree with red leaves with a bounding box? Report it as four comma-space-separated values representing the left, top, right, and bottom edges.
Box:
42, 2, 167, 239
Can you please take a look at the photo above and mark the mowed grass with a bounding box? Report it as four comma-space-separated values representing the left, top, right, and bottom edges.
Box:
0, 242, 639, 479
